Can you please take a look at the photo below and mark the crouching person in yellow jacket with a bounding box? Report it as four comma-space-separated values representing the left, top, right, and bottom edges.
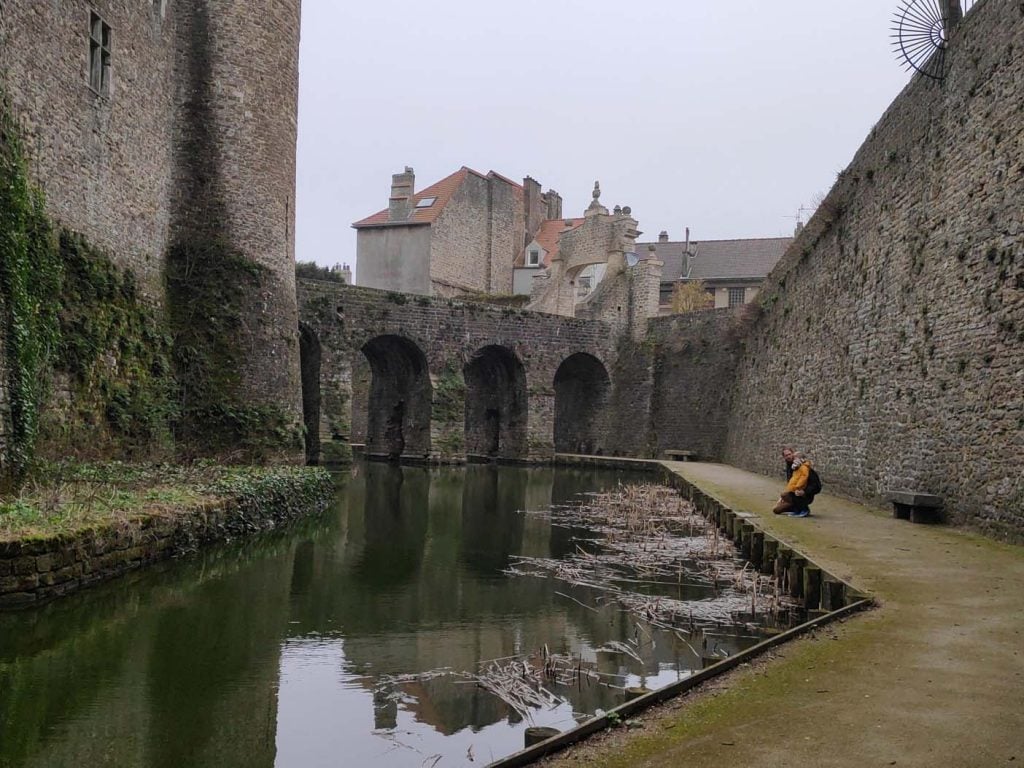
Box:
773, 453, 812, 517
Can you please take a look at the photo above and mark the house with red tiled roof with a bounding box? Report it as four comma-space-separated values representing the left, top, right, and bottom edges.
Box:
511, 218, 584, 294
353, 167, 562, 297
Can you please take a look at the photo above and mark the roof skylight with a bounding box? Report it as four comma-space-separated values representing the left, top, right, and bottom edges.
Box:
415, 197, 437, 208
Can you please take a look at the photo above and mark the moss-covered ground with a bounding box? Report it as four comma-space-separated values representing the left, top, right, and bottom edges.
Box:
0, 462, 330, 543
540, 462, 1024, 768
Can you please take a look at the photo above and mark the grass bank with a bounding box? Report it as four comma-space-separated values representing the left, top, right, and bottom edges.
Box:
0, 461, 334, 608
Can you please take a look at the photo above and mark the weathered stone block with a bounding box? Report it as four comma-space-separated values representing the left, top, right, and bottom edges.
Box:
12, 556, 37, 576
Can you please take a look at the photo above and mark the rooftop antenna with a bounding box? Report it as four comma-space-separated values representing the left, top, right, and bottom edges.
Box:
783, 205, 814, 226
891, 0, 973, 81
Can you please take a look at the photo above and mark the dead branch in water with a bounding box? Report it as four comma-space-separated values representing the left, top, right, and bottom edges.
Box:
510, 484, 799, 632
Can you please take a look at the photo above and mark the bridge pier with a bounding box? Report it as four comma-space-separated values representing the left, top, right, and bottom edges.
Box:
527, 388, 556, 461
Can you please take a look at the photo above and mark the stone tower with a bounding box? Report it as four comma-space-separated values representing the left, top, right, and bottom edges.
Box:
169, 0, 304, 456
0, 0, 305, 460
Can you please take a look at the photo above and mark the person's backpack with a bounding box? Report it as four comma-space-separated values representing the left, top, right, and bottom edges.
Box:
805, 468, 822, 498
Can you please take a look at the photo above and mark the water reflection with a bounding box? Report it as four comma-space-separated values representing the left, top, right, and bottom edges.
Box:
0, 533, 298, 768
0, 463, 762, 768
460, 465, 527, 575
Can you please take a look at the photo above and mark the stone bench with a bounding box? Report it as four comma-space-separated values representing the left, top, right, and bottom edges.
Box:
885, 490, 943, 524
664, 450, 698, 462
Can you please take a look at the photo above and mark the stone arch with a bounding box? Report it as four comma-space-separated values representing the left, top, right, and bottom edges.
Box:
463, 345, 528, 460
299, 322, 322, 464
553, 352, 610, 455
360, 335, 432, 460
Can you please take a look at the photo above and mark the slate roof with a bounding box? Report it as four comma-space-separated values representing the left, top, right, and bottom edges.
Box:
638, 236, 793, 282
352, 167, 522, 229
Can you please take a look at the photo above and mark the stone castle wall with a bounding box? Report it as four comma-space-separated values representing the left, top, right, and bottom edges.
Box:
648, 310, 744, 461
0, 0, 179, 297
574, 261, 662, 341
171, 0, 303, 429
0, 0, 305, 458
297, 282, 748, 467
723, 0, 1024, 539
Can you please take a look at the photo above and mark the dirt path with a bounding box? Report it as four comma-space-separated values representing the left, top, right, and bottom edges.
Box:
539, 462, 1024, 768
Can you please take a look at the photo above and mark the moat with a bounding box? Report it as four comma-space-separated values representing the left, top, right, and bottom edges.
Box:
0, 463, 790, 768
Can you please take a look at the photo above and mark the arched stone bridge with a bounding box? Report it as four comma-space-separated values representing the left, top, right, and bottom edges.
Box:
296, 280, 624, 464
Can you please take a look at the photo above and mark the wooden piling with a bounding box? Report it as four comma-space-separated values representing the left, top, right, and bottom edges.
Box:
803, 565, 822, 610
788, 556, 806, 599
740, 524, 754, 559
776, 546, 792, 583
751, 531, 764, 569
823, 578, 846, 611
762, 538, 778, 575
737, 518, 753, 548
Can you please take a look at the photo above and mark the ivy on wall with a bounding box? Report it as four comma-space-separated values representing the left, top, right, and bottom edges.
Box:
0, 94, 61, 486
2, 93, 301, 478
41, 233, 177, 458
167, 240, 301, 461
1, 94, 180, 474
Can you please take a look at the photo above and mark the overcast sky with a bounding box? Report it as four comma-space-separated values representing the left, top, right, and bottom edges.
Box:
295, 0, 914, 270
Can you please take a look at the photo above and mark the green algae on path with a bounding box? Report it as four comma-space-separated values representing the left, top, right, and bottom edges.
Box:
539, 462, 1024, 768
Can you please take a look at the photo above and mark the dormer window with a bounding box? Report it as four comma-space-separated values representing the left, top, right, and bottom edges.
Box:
415, 197, 436, 209
527, 249, 541, 267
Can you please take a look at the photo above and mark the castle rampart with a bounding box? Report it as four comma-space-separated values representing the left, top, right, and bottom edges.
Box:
0, 0, 304, 460
723, 0, 1024, 539
0, 0, 179, 297
170, 0, 303, 436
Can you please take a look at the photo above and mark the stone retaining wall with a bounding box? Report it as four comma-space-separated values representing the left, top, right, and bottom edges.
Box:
659, 466, 866, 612
724, 0, 1024, 540
0, 471, 333, 609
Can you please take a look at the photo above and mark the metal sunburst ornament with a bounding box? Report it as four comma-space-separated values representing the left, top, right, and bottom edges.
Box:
891, 0, 974, 81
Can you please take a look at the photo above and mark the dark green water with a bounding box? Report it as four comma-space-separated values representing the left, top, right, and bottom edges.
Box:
0, 463, 763, 768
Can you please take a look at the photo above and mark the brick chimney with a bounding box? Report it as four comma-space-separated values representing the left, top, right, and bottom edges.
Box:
658, 231, 669, 243
388, 166, 415, 222
545, 189, 562, 220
